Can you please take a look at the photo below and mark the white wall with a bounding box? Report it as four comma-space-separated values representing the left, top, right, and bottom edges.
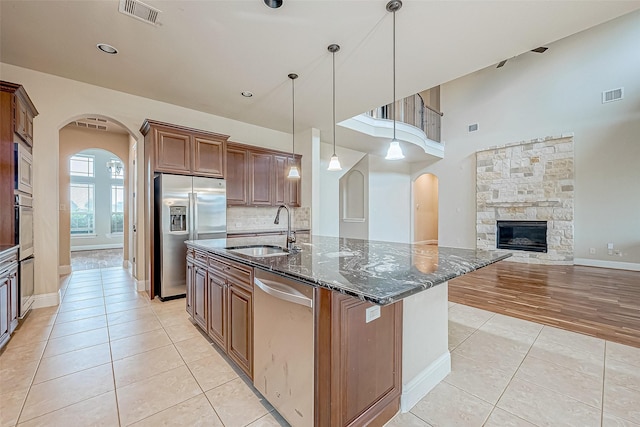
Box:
413, 10, 640, 265
368, 155, 412, 243
317, 141, 366, 237
1, 63, 301, 299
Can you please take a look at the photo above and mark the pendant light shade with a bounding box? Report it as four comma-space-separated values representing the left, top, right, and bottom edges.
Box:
287, 73, 301, 179
385, 0, 405, 161
327, 44, 342, 171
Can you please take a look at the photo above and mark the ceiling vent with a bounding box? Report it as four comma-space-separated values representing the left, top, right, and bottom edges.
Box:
73, 121, 108, 131
118, 0, 161, 25
602, 88, 623, 104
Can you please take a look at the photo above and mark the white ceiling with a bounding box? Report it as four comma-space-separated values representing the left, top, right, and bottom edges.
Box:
2, 0, 639, 155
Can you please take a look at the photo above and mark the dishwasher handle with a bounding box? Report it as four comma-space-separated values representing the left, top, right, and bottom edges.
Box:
254, 277, 313, 308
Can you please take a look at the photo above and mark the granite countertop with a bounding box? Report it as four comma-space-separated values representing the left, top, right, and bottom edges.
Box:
186, 234, 511, 305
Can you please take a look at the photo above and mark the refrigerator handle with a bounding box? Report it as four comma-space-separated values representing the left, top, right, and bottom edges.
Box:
188, 192, 195, 240
193, 192, 199, 240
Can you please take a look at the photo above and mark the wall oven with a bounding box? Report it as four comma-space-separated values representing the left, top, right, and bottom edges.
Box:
15, 193, 34, 317
15, 142, 34, 195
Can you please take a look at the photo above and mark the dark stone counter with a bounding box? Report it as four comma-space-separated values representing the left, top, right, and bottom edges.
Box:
186, 234, 510, 305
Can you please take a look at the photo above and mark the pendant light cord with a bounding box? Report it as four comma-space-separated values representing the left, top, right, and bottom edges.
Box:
392, 8, 396, 141
292, 77, 295, 158
332, 50, 337, 156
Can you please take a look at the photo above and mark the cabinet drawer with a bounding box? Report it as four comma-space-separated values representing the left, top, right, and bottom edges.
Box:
208, 256, 229, 273
194, 250, 208, 265
225, 261, 253, 291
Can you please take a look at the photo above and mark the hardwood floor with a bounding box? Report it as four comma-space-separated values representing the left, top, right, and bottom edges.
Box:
449, 260, 640, 348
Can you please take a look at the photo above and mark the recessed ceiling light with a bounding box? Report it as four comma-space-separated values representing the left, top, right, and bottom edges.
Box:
263, 0, 283, 8
241, 91, 254, 98
97, 43, 118, 55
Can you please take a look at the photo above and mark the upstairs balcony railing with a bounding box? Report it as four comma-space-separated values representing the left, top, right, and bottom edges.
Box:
366, 94, 443, 142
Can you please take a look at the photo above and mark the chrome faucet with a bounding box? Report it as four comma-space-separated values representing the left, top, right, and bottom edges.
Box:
274, 204, 298, 252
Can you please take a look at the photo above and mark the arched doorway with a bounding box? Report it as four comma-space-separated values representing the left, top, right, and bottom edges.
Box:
414, 173, 439, 244
58, 117, 132, 272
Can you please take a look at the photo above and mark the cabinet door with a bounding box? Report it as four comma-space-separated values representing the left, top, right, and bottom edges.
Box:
26, 110, 34, 146
287, 156, 301, 207
186, 259, 194, 316
0, 279, 9, 348
14, 96, 28, 144
227, 282, 253, 377
8, 269, 18, 334
226, 147, 248, 206
193, 265, 207, 330
207, 271, 226, 350
193, 136, 225, 178
155, 128, 191, 174
249, 152, 273, 206
273, 155, 288, 206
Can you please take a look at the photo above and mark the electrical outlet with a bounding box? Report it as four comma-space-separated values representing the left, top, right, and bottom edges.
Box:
589, 248, 596, 254
365, 305, 381, 323
607, 243, 614, 250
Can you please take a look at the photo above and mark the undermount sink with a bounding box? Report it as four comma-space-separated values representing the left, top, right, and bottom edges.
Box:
227, 245, 289, 258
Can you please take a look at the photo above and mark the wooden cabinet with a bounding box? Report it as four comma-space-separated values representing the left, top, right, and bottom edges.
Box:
1, 82, 38, 246
186, 258, 194, 317
0, 247, 19, 351
186, 249, 254, 378
194, 136, 225, 177
226, 146, 249, 206
207, 270, 226, 349
193, 263, 208, 331
227, 142, 301, 207
141, 119, 228, 178
155, 128, 191, 174
315, 289, 402, 426
249, 152, 273, 205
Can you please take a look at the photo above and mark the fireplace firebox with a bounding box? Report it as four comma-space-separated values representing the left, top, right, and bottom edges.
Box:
496, 221, 548, 253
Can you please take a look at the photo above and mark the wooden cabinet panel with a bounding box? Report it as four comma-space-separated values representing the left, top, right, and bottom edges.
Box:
227, 282, 252, 377
273, 155, 287, 206
207, 271, 226, 349
13, 95, 34, 146
185, 259, 194, 316
315, 289, 402, 427
155, 129, 191, 174
0, 279, 8, 348
8, 269, 18, 334
249, 152, 273, 205
226, 147, 248, 206
193, 136, 225, 178
193, 265, 207, 330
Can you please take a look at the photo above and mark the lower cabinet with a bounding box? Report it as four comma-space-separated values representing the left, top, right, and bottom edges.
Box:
186, 249, 253, 378
0, 249, 18, 351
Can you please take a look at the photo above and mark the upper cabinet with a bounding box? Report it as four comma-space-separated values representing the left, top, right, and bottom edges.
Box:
141, 119, 228, 178
227, 142, 301, 208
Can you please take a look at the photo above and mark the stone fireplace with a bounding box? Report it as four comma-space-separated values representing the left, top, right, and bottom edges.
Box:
476, 135, 574, 264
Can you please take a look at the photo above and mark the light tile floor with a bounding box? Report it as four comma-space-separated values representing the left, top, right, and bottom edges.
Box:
1, 268, 639, 426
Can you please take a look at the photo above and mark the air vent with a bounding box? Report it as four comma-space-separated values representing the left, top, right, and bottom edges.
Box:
468, 123, 479, 132
73, 121, 108, 131
602, 88, 624, 104
118, 0, 161, 25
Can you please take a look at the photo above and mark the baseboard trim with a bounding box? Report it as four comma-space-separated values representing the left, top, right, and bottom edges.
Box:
58, 265, 72, 276
574, 258, 640, 272
400, 351, 451, 413
32, 290, 61, 309
136, 279, 147, 292
70, 244, 124, 252
123, 260, 132, 270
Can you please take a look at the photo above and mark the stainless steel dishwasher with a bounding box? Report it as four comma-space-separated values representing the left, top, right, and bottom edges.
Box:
253, 269, 314, 427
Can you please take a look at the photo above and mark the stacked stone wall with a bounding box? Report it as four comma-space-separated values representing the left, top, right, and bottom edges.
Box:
476, 135, 574, 264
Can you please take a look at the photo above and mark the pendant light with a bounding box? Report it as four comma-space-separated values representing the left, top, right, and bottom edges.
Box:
287, 73, 301, 179
327, 44, 342, 171
385, 0, 405, 161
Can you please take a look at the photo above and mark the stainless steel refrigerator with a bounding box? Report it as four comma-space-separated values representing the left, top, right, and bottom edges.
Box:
154, 174, 226, 300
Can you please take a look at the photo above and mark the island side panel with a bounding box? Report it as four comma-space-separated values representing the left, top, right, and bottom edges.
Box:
326, 292, 402, 427
401, 282, 451, 412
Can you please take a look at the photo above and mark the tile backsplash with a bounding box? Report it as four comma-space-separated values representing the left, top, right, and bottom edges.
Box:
227, 206, 310, 232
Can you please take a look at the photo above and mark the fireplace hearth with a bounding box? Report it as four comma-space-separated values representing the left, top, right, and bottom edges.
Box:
497, 221, 548, 253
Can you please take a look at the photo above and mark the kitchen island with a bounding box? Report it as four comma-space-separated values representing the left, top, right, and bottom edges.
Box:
185, 234, 509, 426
